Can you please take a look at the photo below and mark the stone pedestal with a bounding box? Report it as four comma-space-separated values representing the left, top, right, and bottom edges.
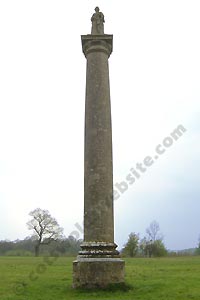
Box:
73, 258, 124, 289
73, 31, 125, 288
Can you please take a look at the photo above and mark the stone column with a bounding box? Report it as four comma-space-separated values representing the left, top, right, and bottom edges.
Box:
82, 34, 117, 253
73, 8, 125, 289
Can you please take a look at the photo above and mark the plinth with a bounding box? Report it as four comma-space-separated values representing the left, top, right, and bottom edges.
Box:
73, 28, 125, 289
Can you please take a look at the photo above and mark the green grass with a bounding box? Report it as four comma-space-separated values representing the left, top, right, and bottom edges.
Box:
0, 256, 200, 299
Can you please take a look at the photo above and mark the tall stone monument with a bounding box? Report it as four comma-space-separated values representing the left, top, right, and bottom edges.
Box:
73, 7, 125, 288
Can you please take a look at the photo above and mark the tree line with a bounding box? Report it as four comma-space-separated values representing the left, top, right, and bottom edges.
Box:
122, 220, 167, 257
1, 209, 200, 257
0, 236, 82, 257
122, 220, 200, 257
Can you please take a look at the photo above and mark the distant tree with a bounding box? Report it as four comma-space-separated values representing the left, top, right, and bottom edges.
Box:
140, 221, 167, 257
65, 235, 82, 255
43, 235, 82, 256
27, 208, 63, 256
151, 240, 167, 257
146, 220, 163, 242
139, 238, 167, 258
139, 237, 155, 257
122, 232, 139, 257
139, 237, 149, 257
195, 235, 200, 255
0, 240, 14, 255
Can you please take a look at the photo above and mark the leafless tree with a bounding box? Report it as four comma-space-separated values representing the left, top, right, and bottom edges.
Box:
27, 208, 63, 256
146, 220, 163, 242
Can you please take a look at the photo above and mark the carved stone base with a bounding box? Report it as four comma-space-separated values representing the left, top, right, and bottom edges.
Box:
73, 258, 125, 289
79, 242, 119, 258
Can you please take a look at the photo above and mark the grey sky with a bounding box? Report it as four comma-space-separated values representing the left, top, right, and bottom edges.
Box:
0, 0, 200, 250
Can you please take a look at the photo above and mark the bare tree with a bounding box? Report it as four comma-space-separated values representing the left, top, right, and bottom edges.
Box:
27, 208, 63, 256
140, 221, 166, 257
146, 220, 163, 242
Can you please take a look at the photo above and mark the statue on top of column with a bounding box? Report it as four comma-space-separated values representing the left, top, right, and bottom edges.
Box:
91, 7, 105, 35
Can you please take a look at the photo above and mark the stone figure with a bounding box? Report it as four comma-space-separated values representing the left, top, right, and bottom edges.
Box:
91, 7, 105, 35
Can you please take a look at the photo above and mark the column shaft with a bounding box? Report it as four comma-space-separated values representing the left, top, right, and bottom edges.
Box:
84, 50, 114, 243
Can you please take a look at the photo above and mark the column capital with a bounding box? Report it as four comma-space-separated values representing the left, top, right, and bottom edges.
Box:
81, 34, 113, 58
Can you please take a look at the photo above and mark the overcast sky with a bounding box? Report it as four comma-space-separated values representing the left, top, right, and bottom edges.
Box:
0, 0, 200, 251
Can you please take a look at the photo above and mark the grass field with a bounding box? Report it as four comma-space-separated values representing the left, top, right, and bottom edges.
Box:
0, 256, 199, 300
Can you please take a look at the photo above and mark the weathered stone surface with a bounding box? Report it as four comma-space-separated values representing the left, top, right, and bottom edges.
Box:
83, 35, 114, 245
73, 258, 125, 289
91, 7, 105, 35
73, 8, 125, 288
81, 35, 113, 58
78, 242, 119, 258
